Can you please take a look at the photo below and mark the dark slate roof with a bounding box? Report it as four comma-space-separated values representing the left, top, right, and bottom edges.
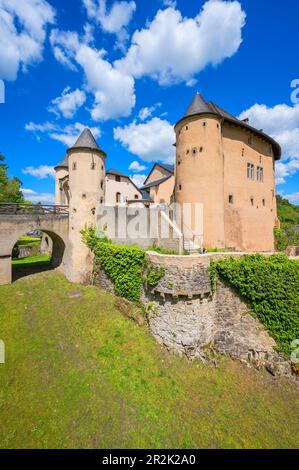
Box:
183, 92, 211, 118
158, 163, 174, 174
68, 128, 103, 153
107, 168, 127, 177
176, 92, 281, 161
54, 155, 68, 170
140, 175, 171, 190
140, 190, 154, 202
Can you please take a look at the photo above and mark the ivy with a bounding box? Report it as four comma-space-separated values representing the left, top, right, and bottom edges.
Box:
82, 227, 165, 303
210, 254, 299, 357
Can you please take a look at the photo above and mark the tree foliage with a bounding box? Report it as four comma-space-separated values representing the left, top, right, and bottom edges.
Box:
0, 154, 24, 203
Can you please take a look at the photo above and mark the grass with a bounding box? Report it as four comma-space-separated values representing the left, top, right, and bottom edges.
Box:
0, 271, 298, 449
15, 237, 41, 247
12, 254, 51, 269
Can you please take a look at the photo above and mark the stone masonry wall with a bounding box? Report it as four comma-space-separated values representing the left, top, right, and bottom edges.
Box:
92, 250, 294, 378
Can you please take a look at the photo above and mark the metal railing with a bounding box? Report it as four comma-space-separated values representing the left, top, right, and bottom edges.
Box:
0, 203, 69, 216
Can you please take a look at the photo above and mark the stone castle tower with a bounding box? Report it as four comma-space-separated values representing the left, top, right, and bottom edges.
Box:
174, 92, 281, 251
55, 128, 106, 283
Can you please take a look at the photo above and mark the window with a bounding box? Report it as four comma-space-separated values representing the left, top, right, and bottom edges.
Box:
116, 192, 121, 203
199, 147, 203, 153
203, 122, 206, 127
186, 126, 188, 130
242, 148, 245, 157
134, 195, 139, 199
262, 198, 266, 207
100, 198, 104, 204
186, 149, 190, 155
250, 198, 254, 207
248, 136, 253, 145
178, 185, 182, 190
100, 180, 104, 190
192, 147, 197, 155
247, 162, 254, 180
72, 162, 77, 170
115, 175, 121, 182
257, 166, 264, 182
177, 160, 181, 165
91, 161, 96, 170
228, 194, 234, 204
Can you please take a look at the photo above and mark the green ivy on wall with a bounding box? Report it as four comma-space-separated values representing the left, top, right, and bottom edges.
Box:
82, 227, 165, 303
210, 254, 299, 357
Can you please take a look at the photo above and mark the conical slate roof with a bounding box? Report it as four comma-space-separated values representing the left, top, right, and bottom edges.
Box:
54, 155, 68, 170
69, 128, 101, 152
182, 92, 212, 119
175, 92, 281, 160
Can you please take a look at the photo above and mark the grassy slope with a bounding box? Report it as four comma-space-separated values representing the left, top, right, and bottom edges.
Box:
0, 272, 298, 449
12, 255, 51, 268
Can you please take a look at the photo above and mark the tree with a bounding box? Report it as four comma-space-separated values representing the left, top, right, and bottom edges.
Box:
0, 154, 25, 203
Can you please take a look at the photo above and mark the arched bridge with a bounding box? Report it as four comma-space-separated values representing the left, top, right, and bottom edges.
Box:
0, 204, 69, 285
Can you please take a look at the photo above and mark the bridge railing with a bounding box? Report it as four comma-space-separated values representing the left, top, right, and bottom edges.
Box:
0, 203, 69, 216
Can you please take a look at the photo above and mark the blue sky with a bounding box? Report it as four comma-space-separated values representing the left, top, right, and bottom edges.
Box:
0, 0, 298, 204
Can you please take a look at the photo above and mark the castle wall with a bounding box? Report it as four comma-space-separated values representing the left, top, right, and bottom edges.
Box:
55, 168, 69, 205
65, 149, 106, 283
175, 115, 225, 248
105, 175, 141, 205
222, 124, 277, 251
149, 175, 175, 205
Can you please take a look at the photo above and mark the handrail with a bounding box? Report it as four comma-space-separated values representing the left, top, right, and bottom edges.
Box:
0, 203, 69, 215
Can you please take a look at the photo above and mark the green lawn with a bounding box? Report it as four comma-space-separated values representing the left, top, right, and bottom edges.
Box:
15, 237, 41, 247
12, 254, 51, 269
0, 272, 298, 449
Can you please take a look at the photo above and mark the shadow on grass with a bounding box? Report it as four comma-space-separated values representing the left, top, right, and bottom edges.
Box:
12, 255, 53, 282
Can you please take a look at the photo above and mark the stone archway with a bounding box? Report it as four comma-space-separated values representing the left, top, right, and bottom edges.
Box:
11, 229, 66, 282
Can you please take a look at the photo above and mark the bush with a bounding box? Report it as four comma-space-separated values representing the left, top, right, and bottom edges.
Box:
82, 227, 165, 303
210, 254, 299, 356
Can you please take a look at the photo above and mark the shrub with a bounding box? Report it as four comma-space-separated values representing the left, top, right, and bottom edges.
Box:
210, 254, 299, 356
82, 228, 165, 303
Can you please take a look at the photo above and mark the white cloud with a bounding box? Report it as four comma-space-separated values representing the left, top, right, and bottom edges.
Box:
239, 103, 299, 184
0, 0, 55, 80
138, 103, 161, 121
22, 188, 55, 204
163, 0, 177, 8
116, 0, 246, 85
129, 161, 147, 172
50, 30, 136, 121
114, 117, 175, 163
49, 87, 86, 118
284, 192, 299, 205
25, 121, 101, 147
22, 165, 55, 179
83, 0, 136, 50
130, 174, 147, 187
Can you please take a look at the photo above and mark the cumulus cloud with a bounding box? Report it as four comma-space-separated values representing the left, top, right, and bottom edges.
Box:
116, 0, 246, 85
22, 188, 55, 204
22, 165, 55, 179
130, 174, 147, 187
25, 121, 101, 147
239, 103, 299, 184
83, 0, 136, 50
0, 0, 55, 80
114, 117, 175, 163
50, 30, 136, 121
129, 161, 147, 172
49, 87, 86, 118
138, 103, 161, 121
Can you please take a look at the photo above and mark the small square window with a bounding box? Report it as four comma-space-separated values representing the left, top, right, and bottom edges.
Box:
228, 195, 234, 204
115, 175, 121, 182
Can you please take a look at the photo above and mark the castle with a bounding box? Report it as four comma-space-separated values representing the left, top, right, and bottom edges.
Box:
55, 92, 281, 256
